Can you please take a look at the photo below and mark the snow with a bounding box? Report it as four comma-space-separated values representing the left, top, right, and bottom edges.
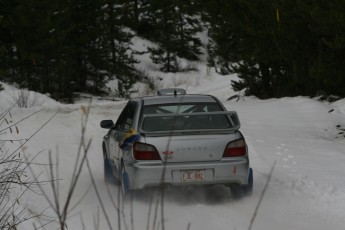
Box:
1, 36, 345, 230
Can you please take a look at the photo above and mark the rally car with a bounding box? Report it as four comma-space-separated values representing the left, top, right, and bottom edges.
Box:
100, 88, 253, 198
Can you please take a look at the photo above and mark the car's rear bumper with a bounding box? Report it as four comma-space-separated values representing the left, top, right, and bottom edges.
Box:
124, 158, 250, 190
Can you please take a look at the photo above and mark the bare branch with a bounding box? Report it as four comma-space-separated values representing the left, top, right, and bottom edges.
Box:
248, 161, 277, 230
0, 108, 43, 134
85, 154, 113, 230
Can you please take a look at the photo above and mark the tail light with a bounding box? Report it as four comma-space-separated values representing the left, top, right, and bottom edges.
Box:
133, 142, 161, 160
223, 139, 247, 157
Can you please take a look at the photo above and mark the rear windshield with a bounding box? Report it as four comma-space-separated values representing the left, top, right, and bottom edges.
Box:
142, 103, 232, 131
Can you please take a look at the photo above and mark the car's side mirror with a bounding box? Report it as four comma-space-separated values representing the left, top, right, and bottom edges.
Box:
100, 120, 115, 129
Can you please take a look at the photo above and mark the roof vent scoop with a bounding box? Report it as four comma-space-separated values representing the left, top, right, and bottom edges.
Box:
157, 88, 186, 96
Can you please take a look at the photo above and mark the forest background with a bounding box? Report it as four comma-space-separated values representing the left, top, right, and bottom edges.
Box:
1, 0, 344, 101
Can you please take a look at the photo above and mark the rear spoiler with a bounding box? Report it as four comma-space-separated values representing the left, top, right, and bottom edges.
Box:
138, 111, 241, 136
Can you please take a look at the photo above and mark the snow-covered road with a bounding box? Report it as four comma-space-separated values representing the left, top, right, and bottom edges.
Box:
2, 95, 342, 230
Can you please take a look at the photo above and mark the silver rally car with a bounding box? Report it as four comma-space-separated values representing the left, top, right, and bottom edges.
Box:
100, 88, 253, 198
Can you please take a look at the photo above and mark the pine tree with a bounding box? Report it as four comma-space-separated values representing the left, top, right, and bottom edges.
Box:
56, 0, 108, 98
205, 0, 345, 98
1, 0, 142, 100
205, 0, 283, 98
147, 0, 203, 72
301, 0, 345, 96
0, 0, 17, 83
4, 0, 57, 93
102, 0, 139, 98
271, 0, 319, 96
147, 0, 179, 72
174, 0, 203, 61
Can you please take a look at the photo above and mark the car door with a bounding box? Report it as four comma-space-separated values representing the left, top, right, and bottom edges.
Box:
108, 101, 137, 171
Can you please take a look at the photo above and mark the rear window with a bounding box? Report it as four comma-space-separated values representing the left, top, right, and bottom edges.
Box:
143, 103, 223, 114
142, 103, 232, 131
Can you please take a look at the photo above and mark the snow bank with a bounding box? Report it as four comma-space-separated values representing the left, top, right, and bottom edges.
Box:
0, 82, 61, 110
332, 98, 345, 115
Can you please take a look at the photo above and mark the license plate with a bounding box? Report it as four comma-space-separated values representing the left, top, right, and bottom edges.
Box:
181, 170, 205, 182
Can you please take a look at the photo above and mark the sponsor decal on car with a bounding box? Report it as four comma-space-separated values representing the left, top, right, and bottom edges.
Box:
163, 150, 174, 159
120, 128, 141, 149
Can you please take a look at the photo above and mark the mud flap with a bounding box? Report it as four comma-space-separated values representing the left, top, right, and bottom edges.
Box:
122, 170, 130, 194
230, 168, 253, 199
104, 158, 112, 182
248, 167, 253, 191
